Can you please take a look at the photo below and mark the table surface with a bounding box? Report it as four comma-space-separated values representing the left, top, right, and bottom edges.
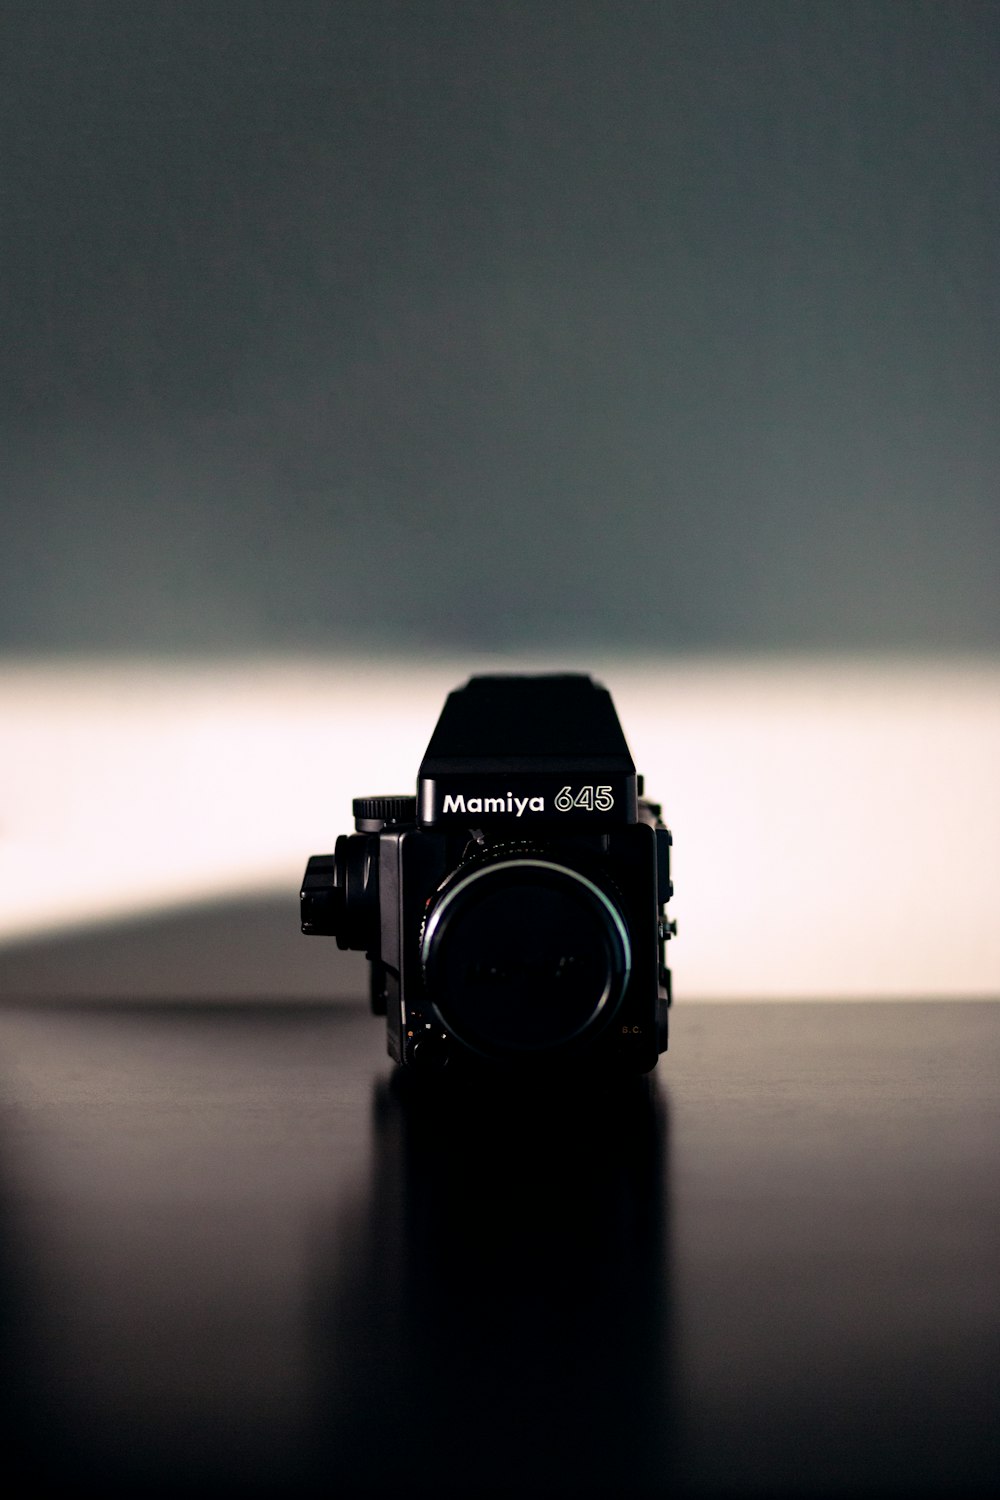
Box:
0, 917, 997, 1497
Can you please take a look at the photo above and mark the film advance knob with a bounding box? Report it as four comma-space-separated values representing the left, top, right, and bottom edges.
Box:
300, 854, 343, 937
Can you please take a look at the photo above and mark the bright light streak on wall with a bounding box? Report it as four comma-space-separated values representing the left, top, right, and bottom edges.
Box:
0, 655, 997, 998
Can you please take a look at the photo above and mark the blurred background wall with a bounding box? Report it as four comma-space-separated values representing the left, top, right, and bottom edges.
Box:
2, 0, 997, 657
1, 2, 997, 999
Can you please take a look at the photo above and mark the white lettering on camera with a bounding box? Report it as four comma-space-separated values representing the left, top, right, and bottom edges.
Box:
441, 793, 545, 816
554, 785, 615, 811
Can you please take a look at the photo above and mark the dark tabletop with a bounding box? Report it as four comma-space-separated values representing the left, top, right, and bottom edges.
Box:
0, 904, 997, 1497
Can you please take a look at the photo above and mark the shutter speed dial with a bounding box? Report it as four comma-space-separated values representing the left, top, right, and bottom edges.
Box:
353, 796, 417, 832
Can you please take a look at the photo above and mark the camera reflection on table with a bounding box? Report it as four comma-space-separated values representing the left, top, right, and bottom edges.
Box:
0, 976, 997, 1497
0, 1000, 676, 1498
310, 1067, 675, 1496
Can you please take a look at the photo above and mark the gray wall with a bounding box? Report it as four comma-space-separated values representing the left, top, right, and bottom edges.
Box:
2, 1, 997, 654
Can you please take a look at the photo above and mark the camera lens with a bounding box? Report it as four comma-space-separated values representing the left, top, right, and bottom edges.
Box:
420, 858, 631, 1058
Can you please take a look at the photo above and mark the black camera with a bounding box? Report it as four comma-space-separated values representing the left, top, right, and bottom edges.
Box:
301, 674, 675, 1072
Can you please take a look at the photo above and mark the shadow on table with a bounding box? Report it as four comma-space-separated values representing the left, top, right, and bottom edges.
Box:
0, 895, 366, 1001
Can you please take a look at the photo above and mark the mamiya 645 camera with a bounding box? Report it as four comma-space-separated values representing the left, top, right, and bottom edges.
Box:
301, 674, 675, 1072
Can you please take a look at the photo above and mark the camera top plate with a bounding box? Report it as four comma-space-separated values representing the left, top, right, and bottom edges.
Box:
417, 674, 638, 828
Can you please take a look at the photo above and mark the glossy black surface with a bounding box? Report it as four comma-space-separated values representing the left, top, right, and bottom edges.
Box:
0, 917, 997, 1496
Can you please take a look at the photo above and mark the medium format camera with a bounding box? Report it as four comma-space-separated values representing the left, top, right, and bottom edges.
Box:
301, 674, 675, 1072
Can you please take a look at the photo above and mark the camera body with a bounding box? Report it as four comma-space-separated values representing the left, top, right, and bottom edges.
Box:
301, 674, 675, 1073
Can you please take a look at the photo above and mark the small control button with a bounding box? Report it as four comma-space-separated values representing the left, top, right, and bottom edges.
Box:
407, 1032, 451, 1070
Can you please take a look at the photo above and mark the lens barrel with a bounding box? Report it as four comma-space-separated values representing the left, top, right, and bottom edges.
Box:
420, 856, 631, 1059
